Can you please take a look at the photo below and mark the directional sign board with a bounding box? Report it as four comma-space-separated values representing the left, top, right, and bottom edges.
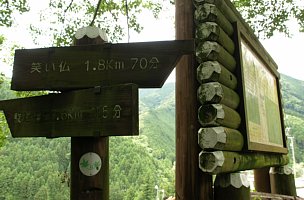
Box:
0, 84, 138, 137
12, 40, 194, 91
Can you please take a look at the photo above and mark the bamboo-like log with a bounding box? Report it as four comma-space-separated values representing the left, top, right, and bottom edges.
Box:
197, 61, 237, 89
196, 22, 235, 54
196, 41, 236, 72
214, 172, 250, 200
198, 104, 241, 129
199, 151, 289, 174
269, 166, 297, 196
194, 4, 233, 36
197, 82, 240, 109
198, 127, 244, 151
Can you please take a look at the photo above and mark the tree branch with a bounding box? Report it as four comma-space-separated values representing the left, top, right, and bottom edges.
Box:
90, 0, 102, 26
64, 0, 74, 13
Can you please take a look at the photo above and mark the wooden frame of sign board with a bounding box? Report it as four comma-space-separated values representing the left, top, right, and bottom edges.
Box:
233, 22, 288, 154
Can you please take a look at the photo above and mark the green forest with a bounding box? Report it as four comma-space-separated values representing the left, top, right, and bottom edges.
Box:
0, 74, 304, 199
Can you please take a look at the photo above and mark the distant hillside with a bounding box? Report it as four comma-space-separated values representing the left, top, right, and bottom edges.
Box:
281, 74, 304, 118
1, 74, 304, 199
280, 74, 304, 164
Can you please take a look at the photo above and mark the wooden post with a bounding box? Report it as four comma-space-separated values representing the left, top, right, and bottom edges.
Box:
254, 168, 271, 194
197, 61, 237, 89
199, 151, 289, 174
194, 3, 234, 36
196, 41, 236, 71
70, 26, 109, 200
197, 82, 240, 109
214, 172, 250, 200
198, 127, 244, 151
196, 22, 235, 54
176, 0, 213, 199
270, 165, 297, 196
198, 104, 241, 129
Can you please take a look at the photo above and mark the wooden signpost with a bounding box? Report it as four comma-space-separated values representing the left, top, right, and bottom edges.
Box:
0, 24, 194, 200
0, 84, 138, 137
12, 40, 194, 90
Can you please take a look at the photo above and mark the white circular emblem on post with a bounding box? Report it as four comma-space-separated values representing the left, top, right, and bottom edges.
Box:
79, 152, 102, 176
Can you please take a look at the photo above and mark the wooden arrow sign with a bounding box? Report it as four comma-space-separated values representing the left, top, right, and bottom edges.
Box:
0, 84, 138, 137
12, 40, 194, 91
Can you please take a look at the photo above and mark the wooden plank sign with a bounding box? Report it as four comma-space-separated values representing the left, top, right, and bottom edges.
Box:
0, 84, 138, 137
12, 40, 194, 91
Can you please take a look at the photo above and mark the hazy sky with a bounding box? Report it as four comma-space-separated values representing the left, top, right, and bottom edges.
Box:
1, 2, 303, 82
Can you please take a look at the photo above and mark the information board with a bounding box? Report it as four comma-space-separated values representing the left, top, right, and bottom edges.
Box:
238, 27, 287, 153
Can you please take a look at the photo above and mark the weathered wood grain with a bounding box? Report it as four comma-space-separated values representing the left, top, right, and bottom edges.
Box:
0, 84, 139, 137
194, 0, 237, 23
194, 4, 233, 36
214, 172, 250, 200
196, 41, 236, 72
198, 127, 244, 151
197, 61, 237, 89
196, 22, 235, 54
197, 82, 240, 109
198, 104, 241, 129
199, 151, 289, 174
176, 0, 213, 199
70, 26, 109, 200
12, 40, 194, 91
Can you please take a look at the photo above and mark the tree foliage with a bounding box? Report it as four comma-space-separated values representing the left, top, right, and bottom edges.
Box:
0, 0, 29, 27
232, 0, 304, 38
28, 0, 162, 46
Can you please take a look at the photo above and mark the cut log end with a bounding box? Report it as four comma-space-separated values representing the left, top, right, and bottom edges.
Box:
198, 127, 244, 151
198, 104, 223, 126
198, 127, 226, 149
74, 26, 108, 45
270, 165, 293, 175
214, 172, 250, 189
199, 151, 225, 173
198, 82, 223, 104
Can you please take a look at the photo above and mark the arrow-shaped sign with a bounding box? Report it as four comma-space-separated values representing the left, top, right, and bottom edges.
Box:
12, 40, 194, 91
0, 84, 138, 137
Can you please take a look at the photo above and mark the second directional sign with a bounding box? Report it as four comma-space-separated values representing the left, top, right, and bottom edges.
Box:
0, 84, 138, 137
12, 40, 194, 91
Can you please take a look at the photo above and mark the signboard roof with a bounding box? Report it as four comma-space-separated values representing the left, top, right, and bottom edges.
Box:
12, 40, 194, 91
0, 84, 138, 137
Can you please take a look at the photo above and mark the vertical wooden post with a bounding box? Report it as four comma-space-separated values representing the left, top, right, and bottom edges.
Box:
254, 168, 271, 193
175, 0, 213, 199
70, 26, 109, 200
270, 166, 297, 196
214, 172, 250, 200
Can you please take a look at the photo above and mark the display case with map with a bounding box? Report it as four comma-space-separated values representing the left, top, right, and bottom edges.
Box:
236, 24, 287, 153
